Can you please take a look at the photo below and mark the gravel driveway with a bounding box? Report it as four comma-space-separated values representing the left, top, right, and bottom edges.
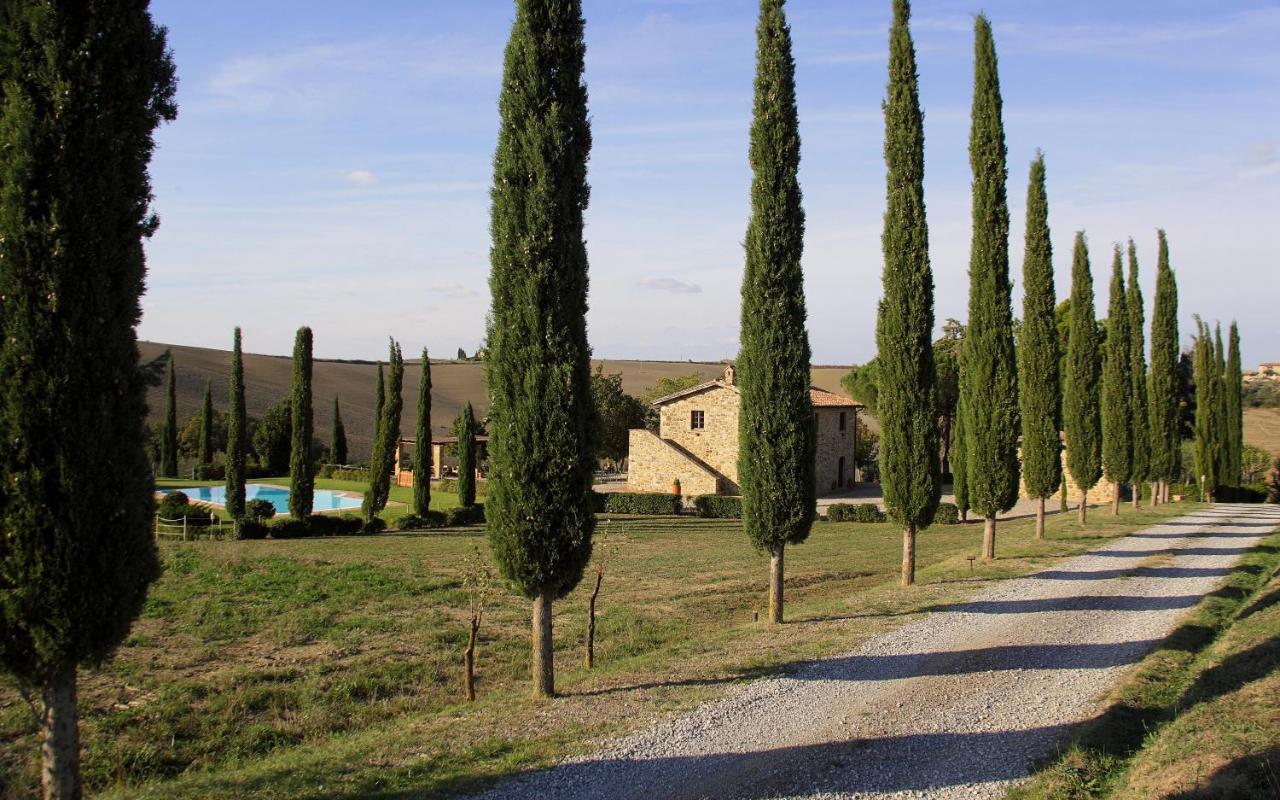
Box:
469, 504, 1280, 800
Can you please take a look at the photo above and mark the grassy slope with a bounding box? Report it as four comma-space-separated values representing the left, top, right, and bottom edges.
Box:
1008, 526, 1280, 800
0, 505, 1188, 799
1244, 407, 1280, 459
138, 341, 853, 461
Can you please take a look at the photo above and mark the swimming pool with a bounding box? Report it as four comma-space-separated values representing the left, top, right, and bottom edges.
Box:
163, 483, 363, 515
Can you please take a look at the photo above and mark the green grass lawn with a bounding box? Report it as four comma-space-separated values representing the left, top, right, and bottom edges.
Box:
0, 503, 1194, 800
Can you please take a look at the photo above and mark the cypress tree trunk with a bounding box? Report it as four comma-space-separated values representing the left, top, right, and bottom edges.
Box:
1127, 240, 1150, 509
199, 380, 214, 465
0, 4, 174, 795
1148, 231, 1181, 494
414, 349, 432, 515
768, 546, 785, 624
737, 0, 814, 622
878, 0, 940, 586
1102, 246, 1132, 515
485, 0, 597, 698
1065, 233, 1103, 524
457, 402, 477, 508
161, 356, 179, 477
1226, 323, 1243, 487
289, 327, 314, 519
226, 328, 247, 519
961, 15, 1019, 558
1017, 153, 1061, 533
1079, 489, 1088, 524
331, 396, 347, 466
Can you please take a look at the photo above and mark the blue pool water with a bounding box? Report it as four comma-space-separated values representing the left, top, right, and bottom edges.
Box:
164, 483, 363, 515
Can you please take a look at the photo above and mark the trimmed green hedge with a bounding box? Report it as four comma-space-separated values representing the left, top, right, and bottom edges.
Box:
396, 511, 449, 531
446, 504, 486, 527
694, 495, 742, 519
933, 502, 960, 525
438, 477, 487, 498
827, 503, 886, 523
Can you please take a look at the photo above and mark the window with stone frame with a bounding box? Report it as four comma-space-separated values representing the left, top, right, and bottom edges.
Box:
690, 410, 705, 430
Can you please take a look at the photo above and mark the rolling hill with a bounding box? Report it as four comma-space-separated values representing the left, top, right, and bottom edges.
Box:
140, 341, 854, 460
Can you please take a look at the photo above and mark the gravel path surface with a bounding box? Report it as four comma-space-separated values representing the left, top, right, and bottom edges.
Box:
469, 504, 1280, 800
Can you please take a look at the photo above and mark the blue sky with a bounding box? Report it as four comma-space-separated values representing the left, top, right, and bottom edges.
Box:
141, 0, 1279, 366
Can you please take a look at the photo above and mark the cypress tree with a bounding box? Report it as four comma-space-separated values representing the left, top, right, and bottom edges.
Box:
371, 362, 385, 461
198, 380, 214, 465
1226, 322, 1243, 488
486, 0, 597, 697
0, 3, 175, 794
413, 349, 432, 515
331, 396, 347, 466
363, 341, 402, 521
961, 14, 1020, 561
161, 355, 179, 477
226, 328, 247, 519
1064, 233, 1103, 523
457, 402, 477, 508
877, 0, 940, 586
1127, 240, 1150, 507
288, 327, 314, 518
1017, 153, 1060, 539
1102, 245, 1133, 514
1213, 324, 1231, 487
1193, 319, 1221, 502
737, 0, 815, 622
1148, 231, 1181, 502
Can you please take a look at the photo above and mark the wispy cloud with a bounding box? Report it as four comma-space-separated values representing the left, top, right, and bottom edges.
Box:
638, 276, 703, 294
346, 170, 377, 187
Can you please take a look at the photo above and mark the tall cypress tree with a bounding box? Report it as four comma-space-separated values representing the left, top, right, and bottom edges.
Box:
457, 401, 477, 508
289, 327, 314, 518
877, 0, 940, 587
0, 3, 175, 795
331, 396, 347, 466
363, 340, 402, 521
1226, 322, 1243, 488
737, 0, 814, 622
161, 355, 179, 477
1213, 324, 1231, 487
413, 349, 432, 516
953, 396, 969, 521
1127, 240, 1150, 508
1193, 319, 1221, 502
1148, 231, 1180, 502
1065, 233, 1103, 523
1017, 153, 1060, 539
962, 15, 1019, 560
198, 380, 214, 465
226, 328, 247, 519
486, 0, 597, 697
1102, 245, 1133, 514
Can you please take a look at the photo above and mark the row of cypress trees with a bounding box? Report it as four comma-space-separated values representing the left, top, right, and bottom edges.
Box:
1192, 318, 1245, 502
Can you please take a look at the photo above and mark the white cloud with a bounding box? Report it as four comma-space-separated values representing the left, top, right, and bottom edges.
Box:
638, 276, 703, 294
346, 170, 377, 187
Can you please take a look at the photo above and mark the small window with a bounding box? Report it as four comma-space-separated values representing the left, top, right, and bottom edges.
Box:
839, 411, 847, 432
691, 410, 705, 430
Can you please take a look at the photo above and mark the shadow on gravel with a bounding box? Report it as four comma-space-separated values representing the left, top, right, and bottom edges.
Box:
1032, 565, 1252, 580
1091, 546, 1267, 558
937, 594, 1203, 614
1129, 531, 1272, 540
1155, 521, 1280, 528
784, 640, 1161, 682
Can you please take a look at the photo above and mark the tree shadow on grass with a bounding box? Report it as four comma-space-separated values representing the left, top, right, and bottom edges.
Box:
1166, 745, 1280, 799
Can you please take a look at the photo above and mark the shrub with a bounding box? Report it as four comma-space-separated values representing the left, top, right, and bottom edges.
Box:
325, 466, 369, 482
1217, 483, 1268, 503
438, 477, 487, 497
694, 495, 743, 519
361, 517, 387, 535
933, 502, 960, 525
598, 493, 680, 515
1169, 483, 1201, 502
396, 511, 449, 531
155, 490, 190, 519
827, 503, 886, 523
235, 519, 269, 540
193, 463, 225, 481
267, 519, 309, 539
244, 498, 276, 521
337, 514, 365, 535
447, 504, 486, 527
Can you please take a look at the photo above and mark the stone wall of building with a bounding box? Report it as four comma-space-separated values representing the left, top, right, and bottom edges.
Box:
658, 386, 742, 493
626, 429, 720, 496
814, 408, 857, 494
1018, 448, 1115, 505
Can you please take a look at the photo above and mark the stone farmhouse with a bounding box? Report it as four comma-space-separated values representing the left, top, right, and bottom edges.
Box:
627, 366, 862, 497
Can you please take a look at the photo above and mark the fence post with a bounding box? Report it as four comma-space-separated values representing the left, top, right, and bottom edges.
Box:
154, 514, 159, 542
182, 516, 188, 542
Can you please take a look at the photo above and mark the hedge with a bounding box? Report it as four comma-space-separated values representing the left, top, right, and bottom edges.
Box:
447, 504, 486, 527
438, 477, 487, 497
694, 495, 742, 519
590, 493, 679, 516
826, 503, 886, 523
396, 511, 449, 531
933, 502, 960, 525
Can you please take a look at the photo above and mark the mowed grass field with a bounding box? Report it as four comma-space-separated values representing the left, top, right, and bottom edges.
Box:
1244, 407, 1280, 458
138, 341, 856, 461
0, 503, 1193, 799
